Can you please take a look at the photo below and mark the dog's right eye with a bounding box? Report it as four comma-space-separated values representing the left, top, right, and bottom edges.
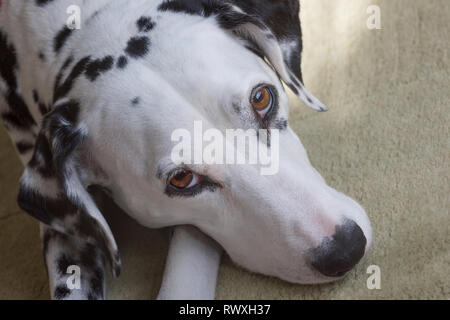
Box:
251, 86, 274, 118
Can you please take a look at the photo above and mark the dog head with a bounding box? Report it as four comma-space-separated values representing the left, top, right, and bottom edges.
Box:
18, 0, 371, 283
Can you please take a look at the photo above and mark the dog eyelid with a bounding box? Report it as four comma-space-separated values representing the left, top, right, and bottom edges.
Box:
164, 169, 219, 198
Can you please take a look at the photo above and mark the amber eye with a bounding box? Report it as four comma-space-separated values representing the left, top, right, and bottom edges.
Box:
251, 86, 274, 117
169, 170, 196, 189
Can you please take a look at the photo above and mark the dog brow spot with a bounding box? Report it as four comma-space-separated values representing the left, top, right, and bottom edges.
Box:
116, 55, 128, 69
85, 56, 114, 81
38, 51, 46, 62
232, 102, 241, 113
131, 97, 140, 106
125, 36, 150, 58
274, 118, 288, 130
137, 16, 155, 32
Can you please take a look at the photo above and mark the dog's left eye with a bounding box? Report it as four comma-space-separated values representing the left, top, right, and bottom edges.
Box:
251, 86, 274, 118
169, 170, 199, 189
165, 169, 219, 198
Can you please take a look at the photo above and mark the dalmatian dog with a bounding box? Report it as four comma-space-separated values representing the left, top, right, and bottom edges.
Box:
0, 0, 372, 300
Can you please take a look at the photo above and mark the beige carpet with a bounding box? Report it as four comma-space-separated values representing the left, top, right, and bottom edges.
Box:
0, 0, 448, 299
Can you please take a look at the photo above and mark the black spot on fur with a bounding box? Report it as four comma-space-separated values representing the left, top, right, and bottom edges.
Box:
61, 55, 75, 71
116, 55, 128, 69
53, 56, 91, 103
0, 31, 36, 130
1, 93, 37, 129
0, 30, 18, 90
131, 97, 140, 105
28, 133, 54, 178
17, 184, 79, 226
113, 252, 122, 277
137, 16, 155, 32
53, 56, 74, 98
125, 36, 150, 58
158, 0, 228, 17
74, 215, 104, 246
38, 51, 46, 62
25, 100, 83, 179
79, 245, 96, 265
274, 118, 288, 130
89, 267, 105, 298
54, 285, 71, 300
32, 90, 39, 103
244, 44, 264, 60
288, 84, 299, 96
158, 0, 206, 15
18, 185, 113, 278
44, 100, 85, 171
36, 0, 55, 6
39, 103, 49, 116
57, 254, 76, 275
158, 0, 261, 30
32, 90, 50, 115
232, 102, 240, 113
291, 76, 301, 88
16, 141, 34, 154
85, 56, 114, 81
53, 27, 74, 54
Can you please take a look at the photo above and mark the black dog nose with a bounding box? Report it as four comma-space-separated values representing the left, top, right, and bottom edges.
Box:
310, 219, 366, 277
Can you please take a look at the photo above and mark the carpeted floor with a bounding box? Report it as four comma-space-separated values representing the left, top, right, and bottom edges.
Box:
0, 0, 448, 299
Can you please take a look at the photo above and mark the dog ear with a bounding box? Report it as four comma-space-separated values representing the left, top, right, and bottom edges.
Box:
225, 0, 304, 79
17, 100, 121, 277
221, 0, 328, 111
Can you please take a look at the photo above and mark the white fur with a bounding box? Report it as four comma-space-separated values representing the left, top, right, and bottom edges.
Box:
157, 226, 222, 300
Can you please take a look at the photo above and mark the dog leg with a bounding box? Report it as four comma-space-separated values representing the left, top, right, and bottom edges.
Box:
157, 226, 223, 300
41, 224, 107, 300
